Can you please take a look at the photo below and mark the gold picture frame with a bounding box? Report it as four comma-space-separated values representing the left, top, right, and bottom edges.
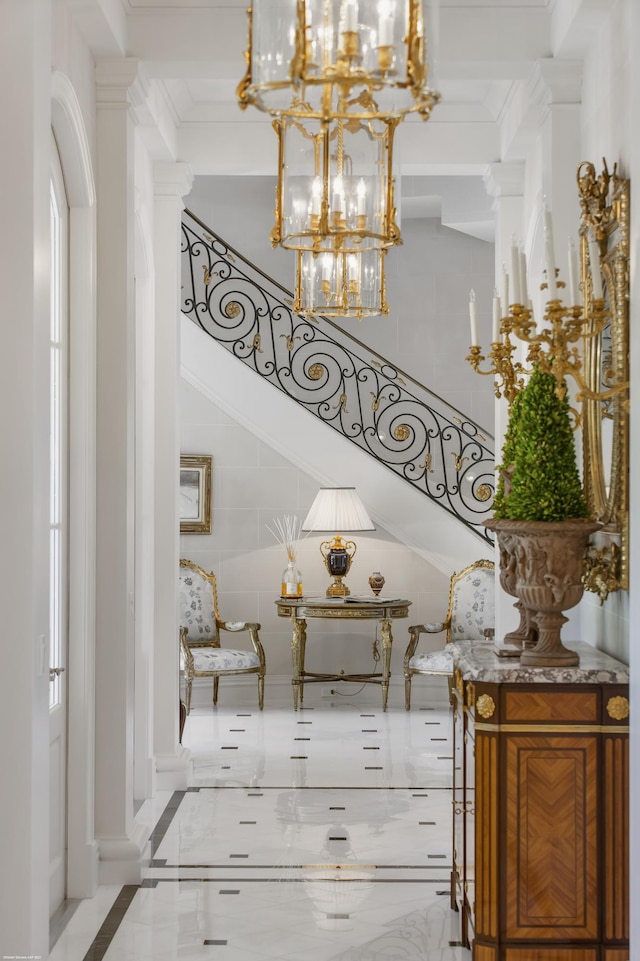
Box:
577, 160, 629, 600
180, 455, 212, 534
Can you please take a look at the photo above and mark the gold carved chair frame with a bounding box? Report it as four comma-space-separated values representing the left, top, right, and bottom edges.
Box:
577, 160, 630, 600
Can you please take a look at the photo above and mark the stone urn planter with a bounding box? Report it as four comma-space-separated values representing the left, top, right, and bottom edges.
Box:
486, 517, 600, 667
490, 523, 538, 651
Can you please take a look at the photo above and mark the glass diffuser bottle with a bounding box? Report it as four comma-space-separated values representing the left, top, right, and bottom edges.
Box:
267, 514, 305, 599
281, 559, 303, 598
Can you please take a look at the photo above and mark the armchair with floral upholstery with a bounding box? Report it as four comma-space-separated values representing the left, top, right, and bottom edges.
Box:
403, 559, 495, 710
179, 558, 266, 713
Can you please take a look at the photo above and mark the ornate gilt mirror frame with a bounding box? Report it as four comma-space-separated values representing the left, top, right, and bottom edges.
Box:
577, 160, 629, 601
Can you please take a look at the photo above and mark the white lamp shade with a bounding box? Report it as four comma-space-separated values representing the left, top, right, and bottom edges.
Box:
302, 488, 375, 532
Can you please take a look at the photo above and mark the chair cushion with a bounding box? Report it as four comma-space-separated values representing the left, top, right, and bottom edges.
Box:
450, 568, 494, 641
179, 571, 216, 639
409, 648, 453, 673
191, 648, 260, 672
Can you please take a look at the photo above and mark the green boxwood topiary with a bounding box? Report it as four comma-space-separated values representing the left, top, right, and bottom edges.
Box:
494, 366, 589, 522
491, 388, 523, 518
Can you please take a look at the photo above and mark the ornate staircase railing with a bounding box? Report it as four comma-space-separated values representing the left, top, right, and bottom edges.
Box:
181, 209, 495, 542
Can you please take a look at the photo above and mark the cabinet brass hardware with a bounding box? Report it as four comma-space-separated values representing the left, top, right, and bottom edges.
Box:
453, 806, 475, 816
466, 681, 475, 707
606, 695, 629, 720
476, 693, 495, 718
455, 668, 464, 696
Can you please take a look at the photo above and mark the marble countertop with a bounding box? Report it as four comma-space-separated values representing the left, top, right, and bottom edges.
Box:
452, 640, 629, 685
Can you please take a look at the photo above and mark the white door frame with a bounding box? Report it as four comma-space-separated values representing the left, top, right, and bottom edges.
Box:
51, 70, 99, 900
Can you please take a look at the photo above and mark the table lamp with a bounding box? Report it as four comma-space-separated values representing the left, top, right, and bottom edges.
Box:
302, 487, 375, 597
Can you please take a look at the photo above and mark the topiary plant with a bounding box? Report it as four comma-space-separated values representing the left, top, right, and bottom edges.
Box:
491, 388, 523, 518
494, 366, 589, 522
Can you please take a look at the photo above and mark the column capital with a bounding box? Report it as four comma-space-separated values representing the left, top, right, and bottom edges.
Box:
527, 58, 582, 114
95, 57, 148, 111
483, 163, 525, 202
154, 163, 194, 202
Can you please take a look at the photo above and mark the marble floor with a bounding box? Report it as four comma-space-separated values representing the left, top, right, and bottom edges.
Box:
50, 685, 471, 961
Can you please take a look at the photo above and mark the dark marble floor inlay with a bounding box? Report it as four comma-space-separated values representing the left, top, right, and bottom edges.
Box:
204, 939, 228, 945
290, 755, 308, 759
149, 790, 187, 856
81, 885, 139, 961
239, 820, 257, 824
219, 890, 240, 894
363, 746, 380, 750
364, 766, 383, 770
419, 821, 436, 825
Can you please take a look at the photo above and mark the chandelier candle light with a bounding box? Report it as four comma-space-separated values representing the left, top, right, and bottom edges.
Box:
267, 514, 305, 597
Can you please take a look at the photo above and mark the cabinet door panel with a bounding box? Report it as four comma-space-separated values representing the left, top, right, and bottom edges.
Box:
603, 735, 629, 942
475, 732, 498, 939
505, 736, 598, 940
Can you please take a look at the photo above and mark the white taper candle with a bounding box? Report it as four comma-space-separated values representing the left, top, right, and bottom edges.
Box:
469, 288, 478, 346
510, 240, 521, 304
543, 203, 557, 299
492, 289, 501, 343
567, 236, 578, 305
501, 263, 509, 312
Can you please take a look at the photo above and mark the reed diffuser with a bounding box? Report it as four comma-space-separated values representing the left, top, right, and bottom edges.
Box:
266, 514, 304, 598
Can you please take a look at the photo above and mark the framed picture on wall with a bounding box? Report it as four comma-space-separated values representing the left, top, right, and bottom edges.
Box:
179, 455, 212, 534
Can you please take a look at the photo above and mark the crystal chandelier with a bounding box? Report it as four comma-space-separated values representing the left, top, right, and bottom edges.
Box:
237, 0, 440, 317
271, 112, 400, 251
293, 245, 387, 319
237, 0, 439, 122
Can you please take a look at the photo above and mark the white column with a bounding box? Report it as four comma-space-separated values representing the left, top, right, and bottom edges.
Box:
94, 58, 149, 882
153, 163, 193, 788
528, 60, 583, 276
51, 69, 100, 899
527, 59, 584, 644
0, 1, 51, 954
483, 162, 525, 643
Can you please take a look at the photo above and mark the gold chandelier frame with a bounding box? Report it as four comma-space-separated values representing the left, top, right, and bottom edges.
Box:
271, 112, 400, 251
237, 0, 440, 122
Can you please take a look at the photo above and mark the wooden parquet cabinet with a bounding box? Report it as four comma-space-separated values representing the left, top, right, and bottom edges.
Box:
451, 641, 629, 961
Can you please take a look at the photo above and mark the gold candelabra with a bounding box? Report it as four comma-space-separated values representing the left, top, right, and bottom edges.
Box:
466, 279, 623, 410
465, 308, 531, 405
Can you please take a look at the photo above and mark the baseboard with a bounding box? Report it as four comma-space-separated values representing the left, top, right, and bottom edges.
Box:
98, 821, 150, 884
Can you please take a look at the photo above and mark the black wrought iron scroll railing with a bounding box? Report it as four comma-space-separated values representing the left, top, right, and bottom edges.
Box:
181, 209, 495, 542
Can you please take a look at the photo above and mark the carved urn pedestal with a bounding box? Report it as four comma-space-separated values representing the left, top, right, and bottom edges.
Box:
485, 518, 600, 667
